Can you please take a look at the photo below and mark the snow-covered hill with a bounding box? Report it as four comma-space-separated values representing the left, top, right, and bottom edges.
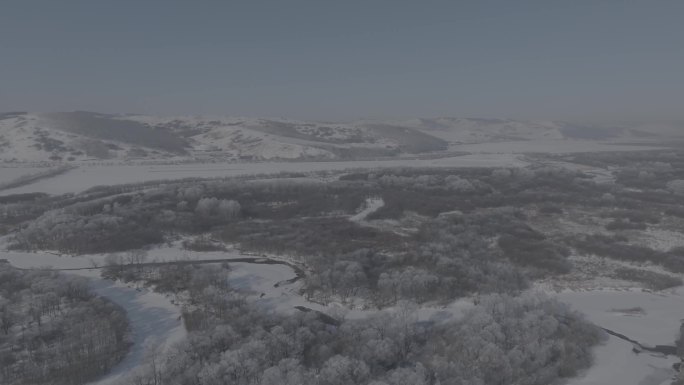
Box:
0, 111, 679, 163
393, 117, 566, 143
0, 112, 184, 163
391, 117, 684, 146
0, 112, 445, 163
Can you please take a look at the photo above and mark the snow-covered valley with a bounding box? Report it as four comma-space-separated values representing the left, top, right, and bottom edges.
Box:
2, 134, 684, 385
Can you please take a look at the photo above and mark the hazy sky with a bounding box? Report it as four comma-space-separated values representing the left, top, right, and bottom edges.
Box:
1, 0, 682, 121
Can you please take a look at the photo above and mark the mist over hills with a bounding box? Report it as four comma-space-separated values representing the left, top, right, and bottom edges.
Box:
0, 111, 680, 163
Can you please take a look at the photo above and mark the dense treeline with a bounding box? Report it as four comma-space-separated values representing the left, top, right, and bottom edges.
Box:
298, 209, 533, 306
0, 265, 130, 385
569, 234, 684, 274
7, 166, 604, 254
544, 150, 684, 186
116, 264, 603, 385
5, 152, 684, 284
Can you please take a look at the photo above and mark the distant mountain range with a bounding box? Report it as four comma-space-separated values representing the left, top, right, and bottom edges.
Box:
0, 111, 680, 163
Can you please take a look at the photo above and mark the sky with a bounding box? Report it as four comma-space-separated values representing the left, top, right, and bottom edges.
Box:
1, 0, 683, 121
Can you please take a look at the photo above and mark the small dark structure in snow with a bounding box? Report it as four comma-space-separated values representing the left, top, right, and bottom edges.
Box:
0, 259, 9, 264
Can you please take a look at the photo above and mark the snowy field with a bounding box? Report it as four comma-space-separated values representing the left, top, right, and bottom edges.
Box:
566, 337, 676, 385
0, 166, 44, 184
0, 139, 662, 196
555, 288, 684, 385
451, 139, 663, 154
1, 153, 525, 195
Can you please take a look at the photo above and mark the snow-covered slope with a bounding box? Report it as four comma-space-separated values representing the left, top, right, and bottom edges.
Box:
1, 111, 679, 163
0, 112, 446, 162
128, 115, 339, 160
395, 117, 566, 143
128, 115, 449, 160
393, 117, 684, 145
0, 112, 182, 163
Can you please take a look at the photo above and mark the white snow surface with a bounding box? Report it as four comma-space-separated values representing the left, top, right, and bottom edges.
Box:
1, 153, 526, 195
554, 288, 684, 385
566, 337, 676, 385
85, 280, 185, 385
451, 139, 663, 154
350, 197, 385, 222
0, 166, 44, 184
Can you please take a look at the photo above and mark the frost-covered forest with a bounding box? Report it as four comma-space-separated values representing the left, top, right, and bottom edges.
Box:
110, 263, 602, 385
3, 149, 684, 384
6, 151, 684, 305
0, 265, 130, 385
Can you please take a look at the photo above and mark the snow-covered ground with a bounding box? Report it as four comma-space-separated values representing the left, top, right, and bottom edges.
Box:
350, 197, 385, 222
566, 337, 676, 385
554, 288, 684, 385
639, 228, 684, 252
0, 166, 45, 184
0, 166, 56, 191
0, 136, 664, 197
85, 279, 185, 385
451, 139, 663, 154
1, 153, 525, 195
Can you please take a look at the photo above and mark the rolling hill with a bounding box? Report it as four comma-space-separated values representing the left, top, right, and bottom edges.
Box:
0, 111, 679, 163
